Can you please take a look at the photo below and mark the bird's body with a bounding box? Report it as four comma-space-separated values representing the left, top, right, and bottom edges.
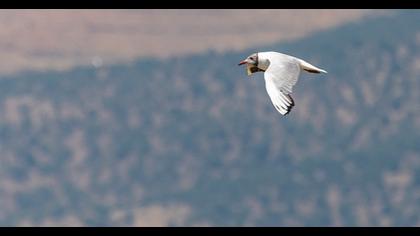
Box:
238, 51, 327, 116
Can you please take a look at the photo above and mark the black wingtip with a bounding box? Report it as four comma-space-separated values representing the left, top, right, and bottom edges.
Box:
286, 94, 295, 106
283, 95, 295, 116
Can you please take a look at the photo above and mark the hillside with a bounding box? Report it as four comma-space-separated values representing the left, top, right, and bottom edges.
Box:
0, 9, 379, 75
0, 10, 418, 226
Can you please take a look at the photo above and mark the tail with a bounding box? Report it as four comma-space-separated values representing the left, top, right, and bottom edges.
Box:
297, 59, 327, 74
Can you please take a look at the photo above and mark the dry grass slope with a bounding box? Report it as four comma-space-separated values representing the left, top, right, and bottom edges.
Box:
0, 9, 385, 75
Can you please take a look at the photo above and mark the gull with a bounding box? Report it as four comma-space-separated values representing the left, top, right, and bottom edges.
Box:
238, 51, 327, 116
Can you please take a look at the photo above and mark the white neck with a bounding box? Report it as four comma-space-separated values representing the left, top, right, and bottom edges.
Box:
257, 52, 271, 71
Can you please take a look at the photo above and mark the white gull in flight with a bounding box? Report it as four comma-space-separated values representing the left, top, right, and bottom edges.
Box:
238, 51, 327, 116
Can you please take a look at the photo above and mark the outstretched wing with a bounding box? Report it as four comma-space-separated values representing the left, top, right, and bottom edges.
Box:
264, 55, 300, 115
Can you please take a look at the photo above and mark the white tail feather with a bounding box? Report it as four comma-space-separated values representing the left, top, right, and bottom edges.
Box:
298, 59, 327, 74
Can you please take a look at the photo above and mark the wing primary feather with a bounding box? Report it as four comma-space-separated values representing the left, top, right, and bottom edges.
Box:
286, 94, 295, 106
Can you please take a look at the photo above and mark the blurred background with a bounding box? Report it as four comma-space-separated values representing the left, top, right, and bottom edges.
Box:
0, 9, 418, 226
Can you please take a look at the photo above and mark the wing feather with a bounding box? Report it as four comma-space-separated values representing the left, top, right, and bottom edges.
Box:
263, 54, 300, 115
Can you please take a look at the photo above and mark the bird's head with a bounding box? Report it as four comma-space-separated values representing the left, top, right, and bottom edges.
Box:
238, 53, 258, 66
238, 53, 265, 76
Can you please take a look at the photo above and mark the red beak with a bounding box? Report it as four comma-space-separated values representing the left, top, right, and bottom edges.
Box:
238, 60, 247, 66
